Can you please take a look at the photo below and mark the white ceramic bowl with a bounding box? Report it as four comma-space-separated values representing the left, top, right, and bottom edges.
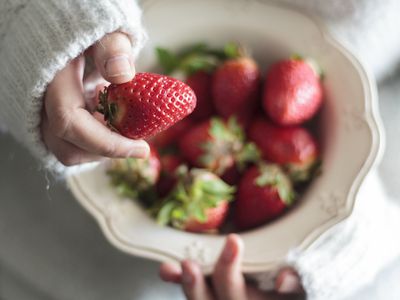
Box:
67, 0, 383, 274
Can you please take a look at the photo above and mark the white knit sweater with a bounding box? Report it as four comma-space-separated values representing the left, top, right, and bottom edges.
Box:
0, 0, 146, 169
1, 1, 400, 299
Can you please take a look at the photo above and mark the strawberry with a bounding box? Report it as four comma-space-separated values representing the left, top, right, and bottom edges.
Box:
184, 201, 229, 233
235, 164, 295, 230
150, 117, 194, 149
186, 71, 216, 121
212, 57, 260, 123
156, 154, 184, 197
107, 147, 161, 206
179, 117, 260, 175
249, 118, 319, 182
263, 58, 323, 126
155, 167, 235, 233
98, 72, 196, 140
221, 165, 241, 186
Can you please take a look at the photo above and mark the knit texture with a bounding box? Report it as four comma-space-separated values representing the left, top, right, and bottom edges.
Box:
0, 0, 146, 170
275, 0, 400, 81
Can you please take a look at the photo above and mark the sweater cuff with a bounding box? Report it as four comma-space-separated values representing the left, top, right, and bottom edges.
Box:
249, 172, 400, 299
287, 172, 400, 299
0, 0, 146, 170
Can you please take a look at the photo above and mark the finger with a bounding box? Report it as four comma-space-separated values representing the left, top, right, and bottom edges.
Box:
93, 32, 135, 84
275, 268, 304, 295
45, 58, 150, 159
159, 263, 182, 284
55, 108, 150, 158
181, 260, 213, 300
41, 117, 102, 166
212, 234, 247, 300
83, 69, 109, 111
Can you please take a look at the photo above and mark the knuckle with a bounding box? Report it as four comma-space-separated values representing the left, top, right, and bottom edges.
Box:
100, 137, 118, 157
52, 107, 74, 139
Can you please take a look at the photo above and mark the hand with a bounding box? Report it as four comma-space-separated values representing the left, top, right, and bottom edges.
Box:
41, 32, 150, 166
160, 234, 304, 300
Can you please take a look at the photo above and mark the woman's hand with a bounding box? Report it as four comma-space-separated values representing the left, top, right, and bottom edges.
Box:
41, 32, 150, 166
160, 234, 304, 300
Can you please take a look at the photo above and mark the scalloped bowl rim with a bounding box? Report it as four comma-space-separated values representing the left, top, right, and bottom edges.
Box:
66, 1, 384, 274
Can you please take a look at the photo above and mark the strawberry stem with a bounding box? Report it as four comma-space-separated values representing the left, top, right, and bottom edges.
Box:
97, 87, 119, 132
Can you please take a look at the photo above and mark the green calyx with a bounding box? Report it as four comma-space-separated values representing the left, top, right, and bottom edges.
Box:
156, 42, 243, 77
98, 87, 118, 130
286, 159, 322, 184
255, 163, 296, 206
154, 167, 235, 229
199, 117, 260, 175
107, 158, 158, 207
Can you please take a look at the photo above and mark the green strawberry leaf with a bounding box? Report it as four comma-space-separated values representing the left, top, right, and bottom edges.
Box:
193, 205, 207, 223
157, 201, 177, 225
200, 180, 236, 199
156, 42, 244, 78
156, 47, 180, 74
171, 207, 186, 220
114, 181, 138, 199
179, 54, 219, 76
255, 164, 296, 206
178, 42, 209, 57
255, 164, 280, 187
224, 42, 241, 59
236, 142, 261, 171
287, 159, 322, 183
276, 181, 296, 206
153, 169, 235, 228
291, 53, 304, 61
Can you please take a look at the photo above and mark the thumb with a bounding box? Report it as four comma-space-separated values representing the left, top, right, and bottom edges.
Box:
93, 32, 135, 84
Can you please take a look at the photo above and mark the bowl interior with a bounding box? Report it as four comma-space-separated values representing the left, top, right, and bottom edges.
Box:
67, 0, 381, 274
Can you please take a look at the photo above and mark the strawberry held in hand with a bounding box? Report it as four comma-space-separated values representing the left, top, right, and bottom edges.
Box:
249, 118, 319, 182
235, 164, 295, 230
155, 167, 235, 233
98, 73, 196, 140
263, 57, 323, 126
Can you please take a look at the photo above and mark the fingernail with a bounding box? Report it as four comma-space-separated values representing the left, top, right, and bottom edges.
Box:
277, 273, 300, 294
222, 239, 235, 263
126, 141, 150, 158
105, 55, 133, 78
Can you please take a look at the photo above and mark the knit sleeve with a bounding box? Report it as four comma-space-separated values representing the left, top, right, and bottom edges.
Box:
0, 0, 146, 168
250, 171, 400, 299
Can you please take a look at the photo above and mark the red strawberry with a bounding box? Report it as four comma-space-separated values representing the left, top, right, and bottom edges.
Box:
249, 118, 319, 182
186, 71, 215, 121
150, 117, 194, 149
98, 72, 196, 139
221, 165, 241, 186
179, 117, 259, 175
235, 164, 295, 230
263, 58, 323, 126
184, 201, 229, 233
213, 57, 260, 124
107, 147, 161, 205
156, 154, 184, 197
155, 168, 235, 233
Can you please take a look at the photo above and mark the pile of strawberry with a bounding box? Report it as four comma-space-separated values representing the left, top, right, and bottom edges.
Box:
105, 43, 323, 233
